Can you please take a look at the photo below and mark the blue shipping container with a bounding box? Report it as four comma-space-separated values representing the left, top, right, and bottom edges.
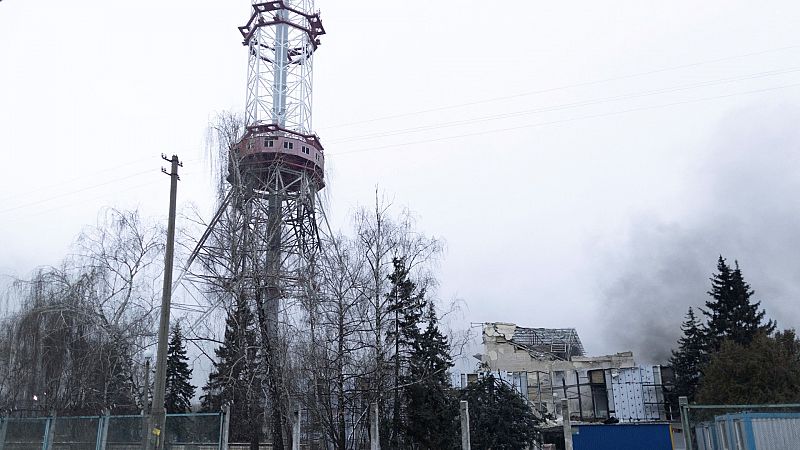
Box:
573, 423, 675, 450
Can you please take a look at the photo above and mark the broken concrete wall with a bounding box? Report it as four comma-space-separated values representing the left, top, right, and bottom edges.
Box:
471, 322, 667, 422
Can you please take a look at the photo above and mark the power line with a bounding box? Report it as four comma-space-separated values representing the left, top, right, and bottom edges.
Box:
4, 167, 205, 224
328, 81, 800, 156
2, 177, 168, 223
1, 158, 202, 216
0, 156, 154, 203
0, 169, 158, 215
326, 66, 800, 145
319, 43, 800, 130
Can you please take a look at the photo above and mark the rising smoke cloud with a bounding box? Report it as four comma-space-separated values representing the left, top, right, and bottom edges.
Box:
601, 102, 800, 364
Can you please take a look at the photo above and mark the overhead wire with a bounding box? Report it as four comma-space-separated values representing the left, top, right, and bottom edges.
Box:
328, 81, 800, 156
3, 177, 173, 223
319, 43, 800, 130
1, 158, 202, 217
0, 169, 157, 215
0, 156, 155, 203
326, 66, 800, 145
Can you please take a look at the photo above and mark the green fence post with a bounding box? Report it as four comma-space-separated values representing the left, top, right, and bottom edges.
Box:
679, 396, 693, 450
219, 406, 230, 450
0, 414, 8, 450
42, 413, 56, 450
460, 400, 470, 450
292, 405, 301, 450
370, 402, 380, 450
95, 410, 110, 450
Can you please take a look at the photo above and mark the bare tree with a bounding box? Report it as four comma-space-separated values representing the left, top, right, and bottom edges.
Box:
292, 193, 443, 449
354, 193, 442, 435
295, 235, 370, 449
0, 209, 163, 414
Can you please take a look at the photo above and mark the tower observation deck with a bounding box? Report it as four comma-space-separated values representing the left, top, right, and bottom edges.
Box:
232, 0, 326, 189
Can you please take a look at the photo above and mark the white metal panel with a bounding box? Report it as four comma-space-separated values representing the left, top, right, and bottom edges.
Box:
751, 416, 800, 450
608, 366, 662, 421
695, 425, 709, 450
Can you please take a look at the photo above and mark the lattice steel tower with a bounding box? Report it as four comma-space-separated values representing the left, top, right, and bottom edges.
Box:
232, 0, 326, 315
188, 1, 326, 446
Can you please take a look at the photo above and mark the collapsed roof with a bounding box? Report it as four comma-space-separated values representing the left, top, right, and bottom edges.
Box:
484, 323, 586, 361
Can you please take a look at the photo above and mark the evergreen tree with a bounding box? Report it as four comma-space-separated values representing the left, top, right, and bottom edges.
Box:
384, 257, 427, 448
697, 330, 800, 404
460, 373, 541, 450
669, 307, 706, 402
165, 322, 196, 413
405, 303, 459, 450
386, 257, 427, 357
702, 256, 775, 351
201, 295, 263, 448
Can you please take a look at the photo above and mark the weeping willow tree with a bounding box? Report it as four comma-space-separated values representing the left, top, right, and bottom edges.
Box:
0, 209, 164, 415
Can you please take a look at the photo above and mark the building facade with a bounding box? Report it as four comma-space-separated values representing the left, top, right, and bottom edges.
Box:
464, 322, 675, 422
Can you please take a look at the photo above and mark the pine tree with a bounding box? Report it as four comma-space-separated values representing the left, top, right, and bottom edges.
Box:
201, 294, 263, 448
702, 256, 775, 351
165, 322, 196, 413
405, 303, 459, 450
669, 307, 706, 402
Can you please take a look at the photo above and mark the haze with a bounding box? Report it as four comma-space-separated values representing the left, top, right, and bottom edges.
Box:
2, 0, 800, 362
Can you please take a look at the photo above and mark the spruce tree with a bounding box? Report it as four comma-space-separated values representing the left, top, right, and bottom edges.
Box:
460, 373, 541, 450
669, 307, 706, 401
165, 322, 196, 413
385, 257, 427, 449
386, 257, 427, 354
702, 256, 775, 351
201, 294, 263, 448
405, 303, 459, 450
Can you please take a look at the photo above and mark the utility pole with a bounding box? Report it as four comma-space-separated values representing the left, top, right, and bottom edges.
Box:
147, 154, 182, 450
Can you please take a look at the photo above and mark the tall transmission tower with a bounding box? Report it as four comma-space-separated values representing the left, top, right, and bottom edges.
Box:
232, 0, 326, 321
186, 1, 326, 446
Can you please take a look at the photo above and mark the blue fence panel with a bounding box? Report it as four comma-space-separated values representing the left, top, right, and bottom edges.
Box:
2, 417, 49, 450
573, 423, 674, 450
709, 412, 800, 450
695, 422, 718, 450
0, 413, 223, 450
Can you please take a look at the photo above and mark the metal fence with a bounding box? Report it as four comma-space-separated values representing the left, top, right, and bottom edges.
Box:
678, 397, 800, 450
0, 412, 223, 450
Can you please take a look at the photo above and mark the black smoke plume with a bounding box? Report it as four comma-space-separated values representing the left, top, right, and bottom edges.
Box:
601, 103, 800, 363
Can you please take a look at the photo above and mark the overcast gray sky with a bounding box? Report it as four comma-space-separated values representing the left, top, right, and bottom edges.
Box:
2, 0, 800, 363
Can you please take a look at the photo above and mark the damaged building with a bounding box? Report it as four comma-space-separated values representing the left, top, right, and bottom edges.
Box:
462, 322, 675, 422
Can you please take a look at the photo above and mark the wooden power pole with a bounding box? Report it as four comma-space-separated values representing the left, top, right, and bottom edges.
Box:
147, 154, 182, 450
